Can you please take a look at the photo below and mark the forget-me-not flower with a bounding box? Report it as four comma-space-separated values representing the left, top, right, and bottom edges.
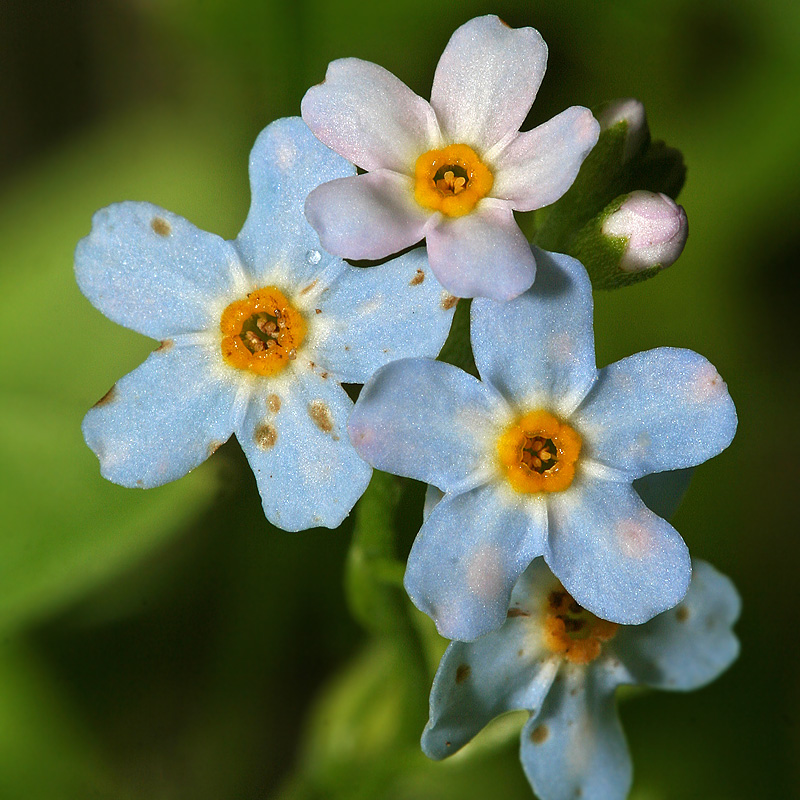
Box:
422, 556, 740, 800
76, 118, 455, 532
301, 15, 599, 301
348, 248, 737, 638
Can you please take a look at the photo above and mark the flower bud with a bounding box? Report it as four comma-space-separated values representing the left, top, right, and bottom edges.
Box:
596, 98, 650, 162
603, 190, 688, 272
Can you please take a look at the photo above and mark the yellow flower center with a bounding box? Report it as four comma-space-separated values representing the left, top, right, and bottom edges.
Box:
497, 410, 582, 494
414, 144, 493, 217
220, 286, 306, 376
542, 586, 618, 665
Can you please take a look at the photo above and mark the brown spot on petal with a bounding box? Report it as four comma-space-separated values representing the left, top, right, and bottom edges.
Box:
315, 308, 322, 314
410, 268, 425, 286
267, 394, 281, 413
151, 217, 171, 236
156, 339, 173, 353
254, 423, 277, 449
93, 385, 117, 407
309, 399, 335, 434
676, 606, 690, 623
530, 724, 549, 744
455, 664, 471, 684
441, 292, 458, 310
208, 440, 223, 457
507, 607, 530, 618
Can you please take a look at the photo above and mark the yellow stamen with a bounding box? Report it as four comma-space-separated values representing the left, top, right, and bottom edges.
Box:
220, 286, 306, 376
542, 586, 618, 665
414, 143, 493, 217
497, 410, 582, 494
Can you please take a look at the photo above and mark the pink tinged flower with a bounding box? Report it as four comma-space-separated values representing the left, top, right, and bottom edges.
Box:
301, 15, 600, 301
603, 190, 689, 272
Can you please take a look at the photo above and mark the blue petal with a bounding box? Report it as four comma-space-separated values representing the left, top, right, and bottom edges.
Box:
471, 249, 597, 414
611, 560, 740, 691
348, 359, 508, 493
546, 476, 691, 624
308, 249, 454, 384
405, 482, 547, 641
235, 117, 356, 287
75, 202, 242, 340
520, 666, 632, 800
423, 574, 559, 758
573, 348, 737, 479
82, 342, 239, 488
236, 370, 371, 531
633, 467, 694, 520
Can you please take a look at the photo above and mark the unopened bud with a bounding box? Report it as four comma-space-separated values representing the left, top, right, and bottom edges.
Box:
603, 190, 688, 272
596, 98, 650, 162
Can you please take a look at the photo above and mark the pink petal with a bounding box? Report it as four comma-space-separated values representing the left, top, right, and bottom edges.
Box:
305, 170, 430, 260
302, 58, 440, 174
490, 107, 600, 211
425, 199, 535, 300
431, 15, 547, 152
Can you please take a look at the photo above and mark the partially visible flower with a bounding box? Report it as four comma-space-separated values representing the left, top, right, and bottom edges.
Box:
422, 558, 740, 800
301, 15, 599, 301
603, 190, 688, 272
76, 118, 455, 532
348, 248, 736, 639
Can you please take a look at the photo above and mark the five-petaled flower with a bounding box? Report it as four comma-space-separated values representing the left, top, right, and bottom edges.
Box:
301, 15, 599, 301
76, 117, 455, 532
422, 557, 740, 800
348, 248, 737, 639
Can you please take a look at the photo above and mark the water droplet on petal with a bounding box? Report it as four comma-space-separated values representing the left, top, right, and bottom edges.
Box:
306, 249, 321, 265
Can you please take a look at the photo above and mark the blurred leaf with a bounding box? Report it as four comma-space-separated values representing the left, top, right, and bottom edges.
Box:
0, 639, 127, 799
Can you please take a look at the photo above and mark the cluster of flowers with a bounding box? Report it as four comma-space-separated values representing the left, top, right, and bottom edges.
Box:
76, 16, 739, 800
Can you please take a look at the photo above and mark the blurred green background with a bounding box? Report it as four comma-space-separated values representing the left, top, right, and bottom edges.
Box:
1, 0, 798, 797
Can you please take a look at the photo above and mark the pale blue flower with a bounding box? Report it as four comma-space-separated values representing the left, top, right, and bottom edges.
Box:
76, 117, 455, 532
422, 556, 740, 800
349, 248, 737, 637
301, 15, 599, 301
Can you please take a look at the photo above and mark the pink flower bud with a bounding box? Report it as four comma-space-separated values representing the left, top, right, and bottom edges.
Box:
597, 98, 649, 161
603, 191, 688, 272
